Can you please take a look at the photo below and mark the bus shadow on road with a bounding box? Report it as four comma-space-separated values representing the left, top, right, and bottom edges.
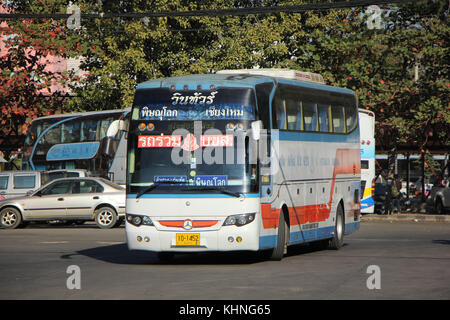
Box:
432, 239, 450, 245
66, 243, 157, 265
71, 240, 340, 265
72, 243, 271, 265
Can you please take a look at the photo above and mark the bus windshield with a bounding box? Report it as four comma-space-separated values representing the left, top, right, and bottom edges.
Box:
127, 87, 259, 195
21, 110, 129, 185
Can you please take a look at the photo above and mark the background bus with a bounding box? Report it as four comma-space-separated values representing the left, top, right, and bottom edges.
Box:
125, 69, 361, 261
21, 109, 129, 185
359, 108, 375, 214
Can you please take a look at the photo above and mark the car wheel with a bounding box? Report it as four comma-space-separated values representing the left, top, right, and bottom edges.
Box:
95, 206, 118, 229
329, 204, 344, 250
0, 207, 22, 229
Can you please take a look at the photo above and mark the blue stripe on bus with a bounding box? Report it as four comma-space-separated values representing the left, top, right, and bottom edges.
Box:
259, 222, 360, 249
277, 130, 359, 143
127, 193, 260, 199
361, 197, 375, 209
344, 221, 360, 234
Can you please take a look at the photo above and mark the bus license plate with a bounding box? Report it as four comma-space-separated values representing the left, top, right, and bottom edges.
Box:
176, 233, 200, 246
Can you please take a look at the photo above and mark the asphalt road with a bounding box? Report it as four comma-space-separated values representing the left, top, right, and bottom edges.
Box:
0, 221, 449, 300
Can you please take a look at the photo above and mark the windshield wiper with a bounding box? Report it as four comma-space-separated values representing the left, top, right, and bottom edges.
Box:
182, 187, 242, 198
136, 181, 186, 199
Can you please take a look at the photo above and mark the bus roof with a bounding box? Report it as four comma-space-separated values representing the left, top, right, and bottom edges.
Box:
31, 107, 131, 123
136, 72, 355, 96
358, 108, 375, 118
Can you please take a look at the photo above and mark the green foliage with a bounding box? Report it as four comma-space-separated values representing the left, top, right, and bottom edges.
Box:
1, 0, 448, 162
0, 0, 80, 139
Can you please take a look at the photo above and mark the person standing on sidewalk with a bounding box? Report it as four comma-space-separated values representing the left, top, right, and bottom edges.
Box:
391, 174, 402, 213
384, 177, 393, 215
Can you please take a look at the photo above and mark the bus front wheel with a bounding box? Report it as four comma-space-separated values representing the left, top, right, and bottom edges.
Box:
267, 211, 288, 261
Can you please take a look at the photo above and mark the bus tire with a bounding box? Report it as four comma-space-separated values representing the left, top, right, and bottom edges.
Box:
269, 211, 288, 261
0, 207, 22, 229
95, 206, 118, 229
329, 204, 344, 250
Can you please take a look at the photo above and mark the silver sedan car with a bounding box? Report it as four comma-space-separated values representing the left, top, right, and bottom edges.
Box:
0, 177, 125, 229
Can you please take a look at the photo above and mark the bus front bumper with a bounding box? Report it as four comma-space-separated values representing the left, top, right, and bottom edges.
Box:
125, 222, 259, 252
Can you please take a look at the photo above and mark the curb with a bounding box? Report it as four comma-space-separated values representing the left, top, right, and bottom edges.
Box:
361, 213, 450, 223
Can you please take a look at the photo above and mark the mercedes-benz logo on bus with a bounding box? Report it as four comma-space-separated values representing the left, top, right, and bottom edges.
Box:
183, 219, 193, 230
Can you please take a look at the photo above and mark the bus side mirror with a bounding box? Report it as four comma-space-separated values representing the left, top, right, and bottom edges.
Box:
106, 120, 126, 138
251, 120, 263, 141
102, 136, 117, 158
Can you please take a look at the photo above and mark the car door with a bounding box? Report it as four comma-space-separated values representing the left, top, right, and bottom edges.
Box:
0, 174, 10, 199
64, 180, 104, 219
22, 180, 71, 219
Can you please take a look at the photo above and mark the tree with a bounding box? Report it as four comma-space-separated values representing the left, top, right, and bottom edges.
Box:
0, 0, 80, 158
1, 0, 448, 168
291, 0, 449, 176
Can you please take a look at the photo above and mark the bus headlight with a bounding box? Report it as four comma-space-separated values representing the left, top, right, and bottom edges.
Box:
127, 214, 154, 227
223, 213, 255, 227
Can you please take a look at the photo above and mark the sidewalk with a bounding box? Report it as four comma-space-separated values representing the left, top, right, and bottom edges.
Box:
361, 213, 450, 223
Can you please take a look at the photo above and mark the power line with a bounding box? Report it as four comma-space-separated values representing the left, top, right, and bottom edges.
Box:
0, 0, 426, 20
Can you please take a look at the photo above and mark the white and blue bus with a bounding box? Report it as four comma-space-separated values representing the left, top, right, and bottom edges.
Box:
21, 109, 130, 185
359, 109, 375, 214
125, 69, 361, 260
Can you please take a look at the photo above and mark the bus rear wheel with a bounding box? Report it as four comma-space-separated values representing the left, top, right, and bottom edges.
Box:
329, 204, 344, 250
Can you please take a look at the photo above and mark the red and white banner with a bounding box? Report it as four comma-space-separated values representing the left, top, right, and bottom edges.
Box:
138, 134, 234, 150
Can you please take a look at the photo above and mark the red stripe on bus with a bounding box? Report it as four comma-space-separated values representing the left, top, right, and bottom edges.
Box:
261, 148, 360, 229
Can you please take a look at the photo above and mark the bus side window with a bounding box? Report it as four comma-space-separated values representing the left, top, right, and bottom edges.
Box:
286, 98, 299, 131
318, 104, 331, 133
331, 105, 345, 133
302, 102, 317, 132
273, 96, 286, 129
45, 126, 62, 144
100, 118, 114, 139
255, 82, 274, 131
296, 101, 303, 131
62, 121, 81, 143
81, 120, 98, 141
344, 106, 357, 133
